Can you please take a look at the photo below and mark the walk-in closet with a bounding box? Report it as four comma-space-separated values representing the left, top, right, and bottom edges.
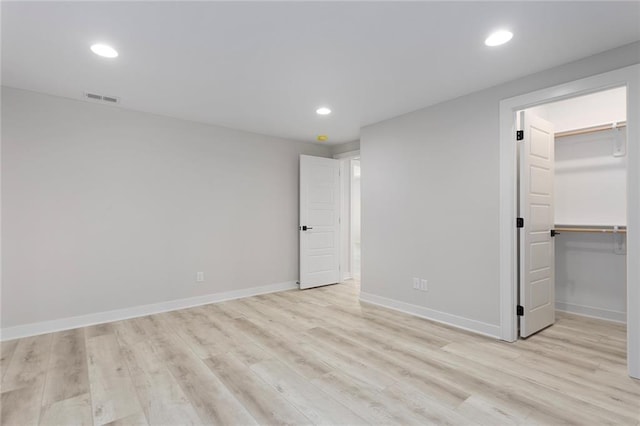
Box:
518, 86, 627, 336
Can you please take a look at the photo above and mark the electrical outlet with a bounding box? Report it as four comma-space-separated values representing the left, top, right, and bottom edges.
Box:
196, 272, 205, 282
420, 279, 428, 291
613, 233, 626, 255
613, 128, 626, 157
413, 277, 429, 291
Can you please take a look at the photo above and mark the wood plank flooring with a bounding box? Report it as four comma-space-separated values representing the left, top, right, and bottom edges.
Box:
1, 281, 638, 425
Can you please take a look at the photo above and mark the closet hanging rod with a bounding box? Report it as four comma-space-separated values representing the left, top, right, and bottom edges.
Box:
555, 121, 626, 139
554, 226, 626, 234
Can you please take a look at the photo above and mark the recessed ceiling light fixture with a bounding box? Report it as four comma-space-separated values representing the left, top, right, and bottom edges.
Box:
317, 135, 329, 142
90, 43, 118, 58
316, 107, 331, 115
485, 30, 513, 47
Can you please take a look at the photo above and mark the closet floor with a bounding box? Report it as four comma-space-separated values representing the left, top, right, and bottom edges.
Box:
1, 281, 638, 425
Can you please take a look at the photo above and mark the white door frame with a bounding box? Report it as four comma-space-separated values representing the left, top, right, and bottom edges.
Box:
334, 150, 361, 281
498, 64, 639, 378
350, 158, 361, 281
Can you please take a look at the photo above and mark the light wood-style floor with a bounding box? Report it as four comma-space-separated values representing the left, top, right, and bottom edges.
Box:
1, 281, 638, 425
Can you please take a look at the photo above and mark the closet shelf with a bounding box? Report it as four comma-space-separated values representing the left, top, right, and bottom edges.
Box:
555, 121, 626, 139
554, 225, 626, 234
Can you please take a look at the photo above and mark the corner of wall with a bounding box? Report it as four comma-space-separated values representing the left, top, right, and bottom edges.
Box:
330, 140, 361, 157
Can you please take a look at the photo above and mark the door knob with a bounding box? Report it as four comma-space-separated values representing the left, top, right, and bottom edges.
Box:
300, 226, 313, 231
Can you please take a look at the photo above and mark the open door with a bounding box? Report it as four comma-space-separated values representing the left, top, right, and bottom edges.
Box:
299, 155, 340, 289
519, 111, 556, 337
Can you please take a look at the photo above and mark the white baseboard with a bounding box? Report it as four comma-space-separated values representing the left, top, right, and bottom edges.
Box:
1, 281, 298, 341
359, 292, 501, 339
556, 301, 626, 323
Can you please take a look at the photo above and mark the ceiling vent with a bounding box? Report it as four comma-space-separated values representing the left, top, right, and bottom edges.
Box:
83, 92, 120, 104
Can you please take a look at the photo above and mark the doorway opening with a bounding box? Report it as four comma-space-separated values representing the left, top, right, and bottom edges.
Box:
336, 150, 361, 285
498, 64, 639, 379
516, 87, 627, 338
298, 149, 360, 291
350, 158, 361, 281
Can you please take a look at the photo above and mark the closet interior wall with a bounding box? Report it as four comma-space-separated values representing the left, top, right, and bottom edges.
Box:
528, 87, 627, 322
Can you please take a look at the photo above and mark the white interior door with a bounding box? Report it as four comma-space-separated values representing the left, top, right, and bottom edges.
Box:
519, 111, 556, 337
300, 155, 340, 289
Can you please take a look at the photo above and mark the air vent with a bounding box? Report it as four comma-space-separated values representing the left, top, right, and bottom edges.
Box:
83, 92, 120, 104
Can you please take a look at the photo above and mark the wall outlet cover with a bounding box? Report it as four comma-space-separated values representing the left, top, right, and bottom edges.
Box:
420, 279, 428, 291
413, 277, 420, 289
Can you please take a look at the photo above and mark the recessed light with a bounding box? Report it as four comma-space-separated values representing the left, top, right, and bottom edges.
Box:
90, 44, 118, 58
316, 107, 331, 115
317, 135, 329, 141
485, 30, 513, 47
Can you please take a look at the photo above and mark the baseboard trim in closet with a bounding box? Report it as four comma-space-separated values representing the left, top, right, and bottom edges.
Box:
0, 280, 298, 341
555, 301, 626, 323
359, 291, 501, 338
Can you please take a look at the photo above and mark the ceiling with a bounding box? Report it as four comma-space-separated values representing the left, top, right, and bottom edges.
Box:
528, 87, 626, 133
2, 2, 639, 144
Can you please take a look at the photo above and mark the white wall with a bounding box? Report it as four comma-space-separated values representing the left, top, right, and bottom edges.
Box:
360, 42, 640, 335
555, 233, 626, 322
531, 88, 627, 322
1, 87, 330, 331
555, 131, 627, 226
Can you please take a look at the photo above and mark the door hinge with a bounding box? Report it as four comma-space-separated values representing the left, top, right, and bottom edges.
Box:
516, 130, 524, 141
516, 217, 524, 228
517, 305, 524, 316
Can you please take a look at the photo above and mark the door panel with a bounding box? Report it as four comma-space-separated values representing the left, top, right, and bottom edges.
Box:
530, 205, 550, 231
300, 155, 340, 289
531, 278, 552, 309
519, 111, 556, 338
